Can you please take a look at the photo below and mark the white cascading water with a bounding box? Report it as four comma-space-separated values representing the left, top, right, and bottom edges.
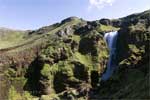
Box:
101, 31, 118, 80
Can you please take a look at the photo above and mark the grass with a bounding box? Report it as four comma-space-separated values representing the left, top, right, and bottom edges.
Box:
4, 35, 47, 53
99, 50, 109, 59
72, 35, 81, 42
128, 44, 140, 53
74, 52, 93, 67
8, 86, 37, 100
47, 18, 82, 35
40, 94, 60, 100
0, 31, 25, 49
8, 86, 22, 100
0, 18, 82, 52
41, 64, 51, 76
110, 68, 148, 99
1, 18, 109, 99
0, 30, 46, 50
96, 24, 120, 32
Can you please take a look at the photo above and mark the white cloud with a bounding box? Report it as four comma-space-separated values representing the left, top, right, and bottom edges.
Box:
88, 0, 116, 10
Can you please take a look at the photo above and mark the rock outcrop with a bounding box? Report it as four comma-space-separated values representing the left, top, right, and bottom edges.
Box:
91, 10, 150, 99
0, 10, 149, 100
0, 17, 109, 100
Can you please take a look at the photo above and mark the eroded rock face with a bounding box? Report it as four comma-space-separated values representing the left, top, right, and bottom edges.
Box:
1, 10, 149, 100
37, 30, 108, 97
99, 19, 112, 26
99, 18, 122, 27
93, 10, 150, 99
56, 26, 73, 37
112, 19, 122, 27
0, 43, 45, 99
0, 18, 109, 99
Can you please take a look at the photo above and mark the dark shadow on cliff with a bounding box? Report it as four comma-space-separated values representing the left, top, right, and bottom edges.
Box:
79, 38, 97, 56
23, 58, 43, 96
53, 71, 68, 93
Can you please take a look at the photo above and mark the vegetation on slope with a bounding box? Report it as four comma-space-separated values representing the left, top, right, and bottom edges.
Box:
92, 9, 150, 99
0, 10, 149, 100
0, 16, 109, 100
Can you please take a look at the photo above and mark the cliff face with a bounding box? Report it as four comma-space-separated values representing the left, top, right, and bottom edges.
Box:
0, 34, 48, 100
0, 17, 109, 100
0, 10, 149, 100
93, 10, 150, 99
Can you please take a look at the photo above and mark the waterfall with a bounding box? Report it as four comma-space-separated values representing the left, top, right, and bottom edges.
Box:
101, 31, 118, 80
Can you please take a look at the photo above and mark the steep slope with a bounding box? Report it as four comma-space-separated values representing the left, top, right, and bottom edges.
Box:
0, 28, 28, 49
0, 10, 149, 100
0, 17, 110, 100
91, 10, 150, 99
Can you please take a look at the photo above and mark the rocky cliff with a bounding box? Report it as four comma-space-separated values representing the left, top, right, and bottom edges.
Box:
0, 17, 109, 100
0, 10, 149, 100
91, 10, 150, 99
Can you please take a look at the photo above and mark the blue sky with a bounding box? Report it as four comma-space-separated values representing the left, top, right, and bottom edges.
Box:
0, 0, 150, 30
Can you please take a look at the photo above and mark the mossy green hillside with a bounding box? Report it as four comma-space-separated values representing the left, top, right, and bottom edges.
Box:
96, 10, 150, 99
37, 29, 108, 98
96, 24, 120, 32
1, 10, 149, 100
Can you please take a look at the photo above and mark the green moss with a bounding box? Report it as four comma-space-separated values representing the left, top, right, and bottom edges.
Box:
74, 52, 93, 67
4, 68, 16, 77
41, 39, 73, 61
1, 17, 108, 99
99, 50, 109, 59
8, 86, 37, 100
4, 67, 27, 86
129, 24, 146, 33
41, 64, 51, 77
119, 59, 130, 65
72, 35, 81, 42
41, 61, 74, 81
40, 94, 60, 100
12, 77, 27, 86
128, 44, 140, 53
96, 25, 119, 32
23, 91, 33, 100
8, 86, 22, 100
55, 61, 74, 76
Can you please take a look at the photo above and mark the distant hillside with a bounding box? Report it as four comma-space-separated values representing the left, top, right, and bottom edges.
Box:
0, 28, 28, 49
